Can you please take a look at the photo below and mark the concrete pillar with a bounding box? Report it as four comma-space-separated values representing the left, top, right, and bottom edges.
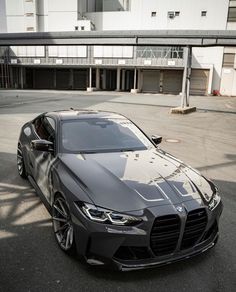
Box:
186, 46, 192, 106
181, 46, 189, 108
171, 45, 196, 114
116, 68, 121, 91
121, 69, 125, 91
159, 70, 164, 93
9, 66, 13, 88
87, 67, 93, 91
96, 68, 100, 90
20, 67, 24, 89
102, 69, 106, 90
131, 68, 138, 93
137, 69, 141, 92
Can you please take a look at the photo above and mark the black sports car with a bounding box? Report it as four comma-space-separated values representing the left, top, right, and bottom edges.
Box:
17, 109, 222, 271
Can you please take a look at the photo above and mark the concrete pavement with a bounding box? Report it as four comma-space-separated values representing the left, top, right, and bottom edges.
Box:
0, 90, 235, 292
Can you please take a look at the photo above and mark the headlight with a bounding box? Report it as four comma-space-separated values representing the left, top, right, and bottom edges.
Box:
77, 202, 142, 226
208, 192, 221, 211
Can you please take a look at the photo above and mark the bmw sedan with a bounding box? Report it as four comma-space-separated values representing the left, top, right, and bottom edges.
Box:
17, 109, 223, 271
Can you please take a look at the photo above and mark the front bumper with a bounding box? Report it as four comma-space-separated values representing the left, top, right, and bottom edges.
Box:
72, 200, 223, 271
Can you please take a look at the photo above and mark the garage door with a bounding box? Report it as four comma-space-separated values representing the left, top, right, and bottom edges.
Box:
142, 70, 160, 92
56, 69, 70, 89
190, 69, 209, 95
74, 69, 88, 89
33, 69, 54, 89
163, 70, 182, 94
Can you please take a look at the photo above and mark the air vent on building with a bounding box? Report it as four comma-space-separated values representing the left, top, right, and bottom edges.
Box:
168, 11, 175, 19
168, 11, 180, 19
26, 27, 34, 31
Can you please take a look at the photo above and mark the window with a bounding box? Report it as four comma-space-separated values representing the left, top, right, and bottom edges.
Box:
81, 26, 85, 31
151, 11, 156, 17
228, 7, 236, 22
223, 53, 235, 67
87, 0, 131, 12
136, 46, 184, 59
34, 116, 55, 142
93, 46, 133, 58
75, 26, 78, 31
25, 13, 34, 17
48, 46, 87, 58
10, 46, 45, 57
201, 11, 207, 17
175, 11, 180, 16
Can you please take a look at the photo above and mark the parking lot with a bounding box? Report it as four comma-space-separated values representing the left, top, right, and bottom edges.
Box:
0, 90, 236, 292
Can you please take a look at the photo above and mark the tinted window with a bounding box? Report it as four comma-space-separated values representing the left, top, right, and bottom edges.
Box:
34, 116, 55, 142
61, 118, 153, 153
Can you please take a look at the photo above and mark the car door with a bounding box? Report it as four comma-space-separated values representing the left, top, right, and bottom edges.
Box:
30, 115, 57, 202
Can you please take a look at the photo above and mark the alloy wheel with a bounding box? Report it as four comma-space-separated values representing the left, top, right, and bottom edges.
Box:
17, 145, 26, 178
52, 197, 74, 251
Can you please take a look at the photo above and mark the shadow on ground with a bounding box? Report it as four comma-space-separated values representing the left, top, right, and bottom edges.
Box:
0, 151, 235, 291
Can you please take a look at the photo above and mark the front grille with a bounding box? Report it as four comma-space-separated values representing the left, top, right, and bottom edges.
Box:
150, 215, 181, 256
181, 208, 207, 250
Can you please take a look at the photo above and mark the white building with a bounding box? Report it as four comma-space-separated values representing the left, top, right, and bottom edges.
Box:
0, 0, 236, 95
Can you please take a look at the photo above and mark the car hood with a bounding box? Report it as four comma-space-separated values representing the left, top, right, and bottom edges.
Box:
60, 150, 215, 212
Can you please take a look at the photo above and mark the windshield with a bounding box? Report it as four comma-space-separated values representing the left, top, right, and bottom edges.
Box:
61, 118, 154, 153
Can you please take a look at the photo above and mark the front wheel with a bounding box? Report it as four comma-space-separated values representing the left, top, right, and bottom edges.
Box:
17, 144, 27, 179
52, 195, 76, 255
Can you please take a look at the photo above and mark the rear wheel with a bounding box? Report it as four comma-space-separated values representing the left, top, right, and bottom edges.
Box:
17, 144, 27, 179
52, 195, 76, 255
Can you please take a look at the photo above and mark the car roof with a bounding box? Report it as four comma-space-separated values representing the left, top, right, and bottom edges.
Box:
46, 109, 127, 121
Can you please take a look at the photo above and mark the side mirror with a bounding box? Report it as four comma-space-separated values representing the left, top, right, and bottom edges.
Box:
151, 135, 162, 145
31, 139, 54, 152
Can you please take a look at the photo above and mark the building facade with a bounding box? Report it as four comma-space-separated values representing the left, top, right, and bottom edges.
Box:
0, 0, 236, 95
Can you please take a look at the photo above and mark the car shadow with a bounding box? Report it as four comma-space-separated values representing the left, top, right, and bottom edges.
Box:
0, 151, 235, 291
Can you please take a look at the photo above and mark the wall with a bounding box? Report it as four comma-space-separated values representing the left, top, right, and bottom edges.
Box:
192, 47, 224, 92
47, 0, 78, 31
1, 0, 230, 32
85, 0, 229, 31
0, 0, 7, 32
220, 47, 236, 96
4, 0, 37, 32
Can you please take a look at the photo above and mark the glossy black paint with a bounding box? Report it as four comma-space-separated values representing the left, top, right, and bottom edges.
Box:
18, 109, 223, 270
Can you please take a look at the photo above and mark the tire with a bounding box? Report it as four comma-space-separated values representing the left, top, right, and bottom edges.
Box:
52, 195, 76, 255
17, 144, 27, 179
